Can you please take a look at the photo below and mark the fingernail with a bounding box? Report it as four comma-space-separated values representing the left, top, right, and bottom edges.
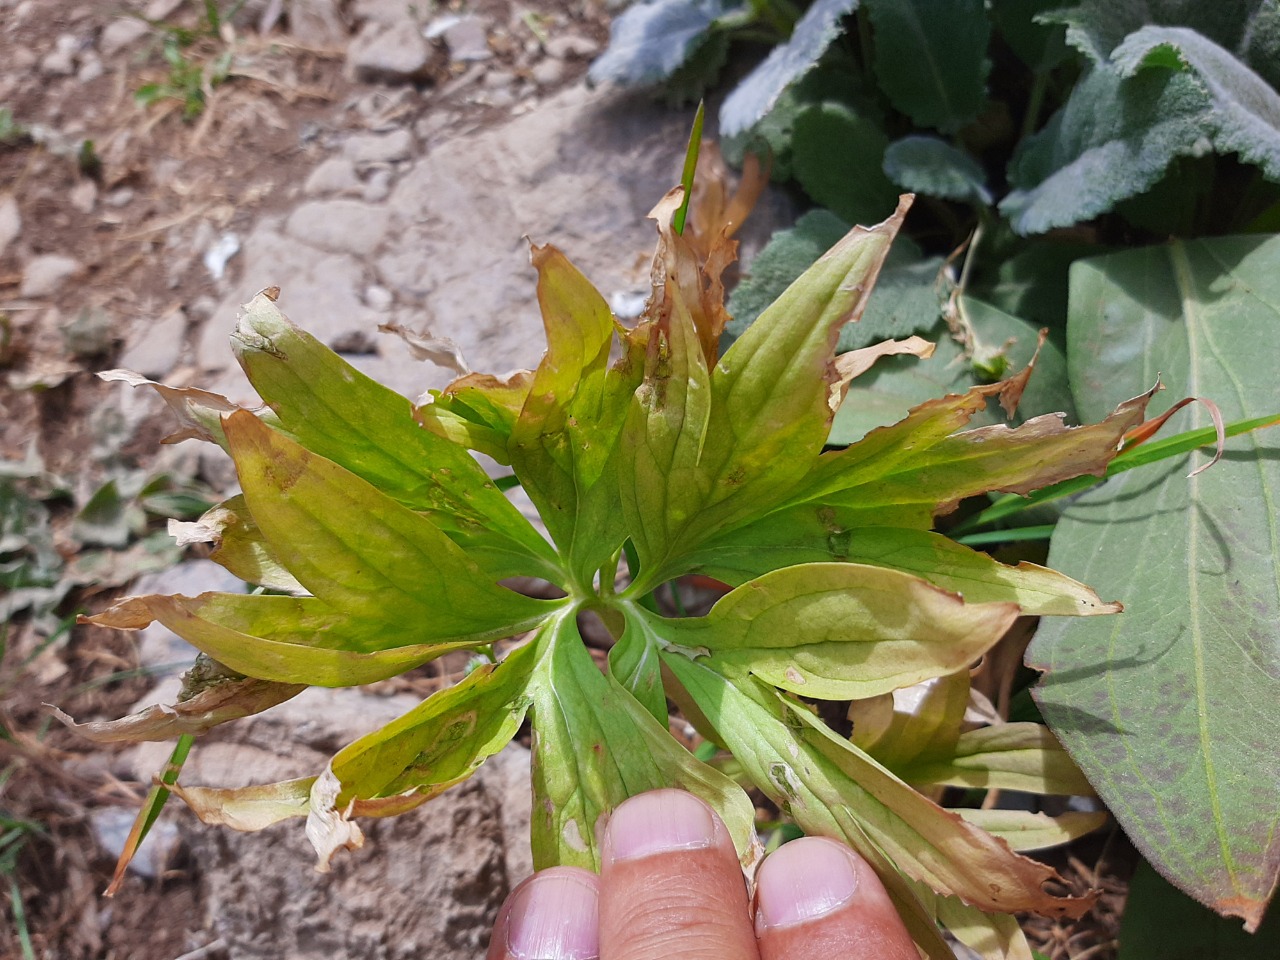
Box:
605, 789, 717, 862
506, 871, 600, 960
755, 837, 860, 932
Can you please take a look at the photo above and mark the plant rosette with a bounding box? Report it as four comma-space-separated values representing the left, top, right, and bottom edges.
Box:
64, 188, 1157, 959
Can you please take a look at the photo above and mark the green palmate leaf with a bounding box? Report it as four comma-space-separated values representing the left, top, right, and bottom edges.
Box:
1030, 235, 1280, 932
655, 562, 1018, 699
586, 0, 734, 88
607, 608, 668, 724
223, 410, 554, 635
528, 611, 759, 871
792, 104, 900, 226
883, 135, 993, 205
954, 809, 1109, 852
1003, 28, 1280, 235
232, 293, 558, 580
866, 0, 992, 132
665, 657, 1092, 933
718, 0, 862, 136
901, 722, 1095, 795
170, 495, 303, 593
86, 593, 486, 685
509, 244, 643, 584
623, 198, 912, 591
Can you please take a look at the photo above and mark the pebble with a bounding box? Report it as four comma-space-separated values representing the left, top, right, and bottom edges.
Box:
118, 306, 187, 379
364, 284, 394, 311
106, 187, 135, 207
361, 168, 392, 203
304, 156, 362, 196
440, 14, 491, 62
100, 17, 151, 56
69, 179, 97, 214
545, 34, 599, 60
21, 254, 84, 298
531, 58, 565, 88
0, 194, 20, 259
284, 199, 392, 255
344, 129, 414, 165
77, 52, 104, 83
40, 34, 80, 76
347, 20, 435, 83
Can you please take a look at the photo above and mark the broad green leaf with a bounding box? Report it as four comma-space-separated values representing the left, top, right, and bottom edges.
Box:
528, 611, 758, 871
48, 674, 305, 742
655, 562, 1018, 699
830, 298, 1073, 445
1030, 235, 1280, 931
883, 135, 993, 205
223, 410, 554, 637
170, 495, 304, 593
792, 104, 899, 227
415, 370, 534, 465
587, 0, 734, 88
85, 593, 483, 686
665, 657, 1093, 923
866, 0, 992, 132
718, 0, 861, 136
901, 723, 1095, 795
510, 244, 641, 583
954, 808, 1109, 852
1003, 32, 1280, 235
989, 0, 1071, 73
608, 608, 668, 725
231, 293, 558, 580
628, 199, 911, 590
1119, 858, 1280, 958
683, 521, 1118, 616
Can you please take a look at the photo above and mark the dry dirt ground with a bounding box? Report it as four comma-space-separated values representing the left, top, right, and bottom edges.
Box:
0, 2, 1133, 958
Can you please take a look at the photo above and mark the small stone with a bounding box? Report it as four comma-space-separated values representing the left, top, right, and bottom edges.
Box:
288, 0, 347, 46
20, 254, 84, 297
40, 35, 79, 76
484, 68, 515, 89
105, 187, 135, 207
100, 17, 150, 56
69, 179, 97, 214
76, 52, 103, 83
144, 0, 183, 20
284, 199, 392, 255
343, 129, 414, 165
530, 58, 565, 88
118, 306, 187, 379
352, 0, 414, 26
0, 194, 20, 259
304, 156, 361, 196
364, 284, 394, 311
544, 34, 599, 60
361, 168, 392, 202
346, 20, 435, 83
440, 14, 491, 62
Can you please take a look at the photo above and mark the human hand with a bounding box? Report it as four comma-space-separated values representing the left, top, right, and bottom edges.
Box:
487, 788, 919, 960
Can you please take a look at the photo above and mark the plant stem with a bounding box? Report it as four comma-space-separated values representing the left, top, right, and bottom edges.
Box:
1019, 70, 1050, 143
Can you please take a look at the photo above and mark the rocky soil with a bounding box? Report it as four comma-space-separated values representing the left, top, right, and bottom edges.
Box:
0, 2, 778, 957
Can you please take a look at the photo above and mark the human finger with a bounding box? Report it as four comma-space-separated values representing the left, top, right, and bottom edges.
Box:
486, 865, 601, 960
754, 836, 918, 960
598, 789, 760, 960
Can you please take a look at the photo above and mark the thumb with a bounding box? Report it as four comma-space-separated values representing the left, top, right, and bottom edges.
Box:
598, 789, 759, 960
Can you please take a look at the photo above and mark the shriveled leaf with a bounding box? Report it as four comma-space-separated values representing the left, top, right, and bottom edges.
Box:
376, 321, 469, 375
105, 735, 192, 896
955, 808, 1109, 852
792, 103, 899, 227
85, 593, 489, 686
529, 613, 760, 871
666, 657, 1093, 920
657, 563, 1018, 699
587, 0, 732, 88
902, 722, 1095, 795
49, 674, 304, 742
97, 368, 264, 447
1031, 235, 1280, 931
169, 496, 303, 594
866, 0, 991, 132
170, 777, 315, 832
848, 671, 970, 770
931, 890, 1037, 960
883, 135, 993, 204
223, 410, 554, 636
231, 293, 557, 580
415, 370, 535, 464
718, 0, 862, 136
